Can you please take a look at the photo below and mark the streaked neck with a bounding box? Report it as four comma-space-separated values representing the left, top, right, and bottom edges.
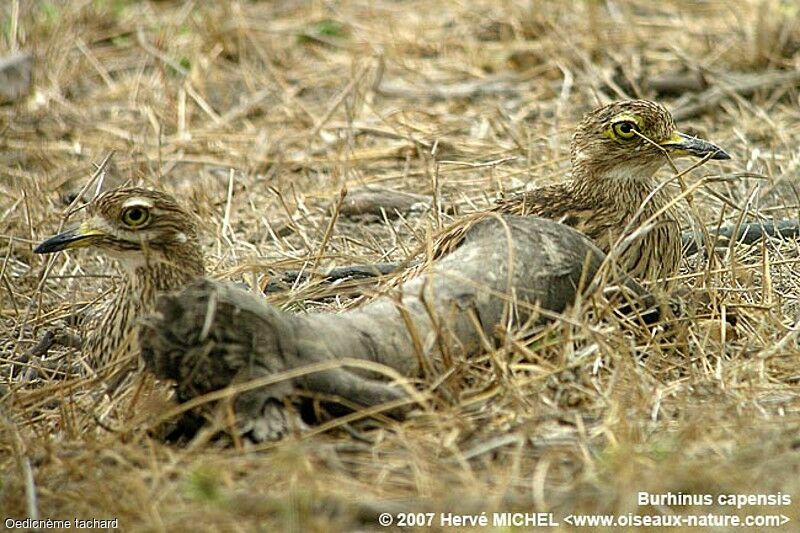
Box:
570, 161, 671, 216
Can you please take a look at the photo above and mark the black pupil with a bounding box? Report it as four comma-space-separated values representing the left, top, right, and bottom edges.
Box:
127, 208, 143, 222
619, 123, 632, 133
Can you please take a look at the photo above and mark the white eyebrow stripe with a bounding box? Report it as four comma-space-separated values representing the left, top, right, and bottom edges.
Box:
122, 197, 154, 209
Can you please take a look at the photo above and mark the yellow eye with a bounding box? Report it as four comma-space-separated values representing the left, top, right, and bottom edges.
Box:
612, 121, 639, 140
121, 206, 151, 227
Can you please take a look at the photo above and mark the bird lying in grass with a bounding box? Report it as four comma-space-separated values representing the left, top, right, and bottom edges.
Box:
416, 100, 730, 285
33, 101, 729, 376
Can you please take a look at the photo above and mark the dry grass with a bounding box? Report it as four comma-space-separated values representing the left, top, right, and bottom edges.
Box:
2, 0, 800, 530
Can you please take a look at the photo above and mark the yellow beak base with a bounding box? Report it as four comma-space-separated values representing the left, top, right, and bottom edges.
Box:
660, 131, 730, 160
34, 221, 105, 254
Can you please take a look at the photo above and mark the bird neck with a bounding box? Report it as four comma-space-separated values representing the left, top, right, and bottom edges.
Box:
569, 162, 672, 218
124, 246, 205, 306
567, 161, 682, 283
85, 245, 205, 369
128, 261, 203, 297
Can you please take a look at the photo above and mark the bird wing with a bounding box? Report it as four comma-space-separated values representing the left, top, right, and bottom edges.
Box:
493, 184, 573, 218
492, 184, 622, 251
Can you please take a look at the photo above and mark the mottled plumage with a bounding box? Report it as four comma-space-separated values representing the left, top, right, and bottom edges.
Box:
35, 188, 204, 370
427, 100, 729, 283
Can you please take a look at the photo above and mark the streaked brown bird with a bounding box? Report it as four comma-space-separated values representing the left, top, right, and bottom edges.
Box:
427, 100, 730, 283
35, 188, 204, 371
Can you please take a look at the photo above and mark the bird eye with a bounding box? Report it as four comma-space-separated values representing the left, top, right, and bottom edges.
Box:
612, 121, 639, 140
121, 206, 151, 227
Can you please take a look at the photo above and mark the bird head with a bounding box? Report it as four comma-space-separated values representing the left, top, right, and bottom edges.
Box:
35, 187, 204, 275
570, 100, 730, 184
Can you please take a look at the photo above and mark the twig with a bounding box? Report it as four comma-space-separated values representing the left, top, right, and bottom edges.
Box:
216, 87, 272, 128
310, 64, 371, 137
672, 70, 800, 121
136, 28, 188, 76
4, 415, 39, 521
376, 73, 536, 100
681, 219, 800, 256
264, 220, 800, 291
264, 261, 407, 293
310, 187, 348, 278
24, 330, 56, 358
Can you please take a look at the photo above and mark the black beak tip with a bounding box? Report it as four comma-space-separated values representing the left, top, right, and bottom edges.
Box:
33, 240, 61, 254
711, 148, 731, 161
33, 231, 81, 254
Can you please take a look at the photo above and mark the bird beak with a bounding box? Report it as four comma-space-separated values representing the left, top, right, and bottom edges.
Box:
660, 131, 731, 160
34, 221, 105, 254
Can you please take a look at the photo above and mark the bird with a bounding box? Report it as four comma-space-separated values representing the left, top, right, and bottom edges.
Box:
34, 188, 205, 373
422, 100, 730, 284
